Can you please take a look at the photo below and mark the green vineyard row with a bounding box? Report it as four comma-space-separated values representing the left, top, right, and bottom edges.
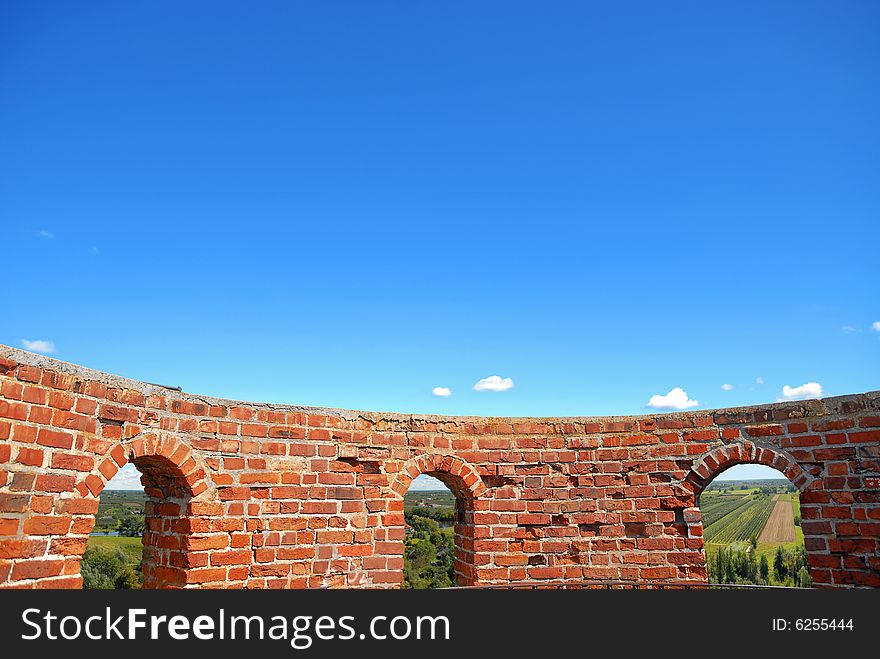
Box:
704, 495, 777, 544
700, 494, 753, 528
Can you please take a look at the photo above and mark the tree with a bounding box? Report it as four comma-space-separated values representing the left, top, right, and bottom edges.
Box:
115, 567, 142, 589
724, 548, 737, 584
117, 514, 144, 537
404, 515, 454, 589
747, 547, 757, 582
404, 506, 454, 526
773, 546, 787, 583
797, 566, 812, 588
82, 547, 124, 589
81, 546, 143, 590
759, 554, 769, 583
710, 550, 723, 584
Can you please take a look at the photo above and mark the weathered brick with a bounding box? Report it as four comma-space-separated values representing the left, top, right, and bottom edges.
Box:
16, 447, 44, 467
50, 453, 94, 472
11, 558, 65, 580
36, 428, 74, 449
0, 538, 47, 558
35, 473, 76, 493
23, 515, 72, 535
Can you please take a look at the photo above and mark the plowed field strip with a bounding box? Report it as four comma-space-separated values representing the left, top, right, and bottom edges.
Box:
758, 497, 795, 544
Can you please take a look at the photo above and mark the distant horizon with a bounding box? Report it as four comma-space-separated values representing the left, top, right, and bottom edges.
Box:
102, 478, 790, 492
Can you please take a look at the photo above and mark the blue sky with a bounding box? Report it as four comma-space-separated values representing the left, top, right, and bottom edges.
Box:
2, 3, 878, 486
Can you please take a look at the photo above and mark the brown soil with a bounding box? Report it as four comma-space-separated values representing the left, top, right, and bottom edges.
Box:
758, 495, 796, 544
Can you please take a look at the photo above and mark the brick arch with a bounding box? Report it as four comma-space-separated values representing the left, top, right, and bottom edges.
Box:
72, 432, 213, 501
683, 441, 818, 496
381, 454, 487, 588
680, 440, 827, 588
63, 432, 216, 589
389, 453, 487, 499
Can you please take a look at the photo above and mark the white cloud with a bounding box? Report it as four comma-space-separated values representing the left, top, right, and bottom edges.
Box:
841, 325, 859, 334
646, 387, 699, 410
408, 474, 447, 491
473, 375, 514, 392
873, 321, 880, 332
104, 463, 143, 490
432, 386, 452, 398
755, 376, 764, 385
779, 382, 823, 401
38, 229, 54, 239
21, 339, 55, 354
721, 383, 734, 391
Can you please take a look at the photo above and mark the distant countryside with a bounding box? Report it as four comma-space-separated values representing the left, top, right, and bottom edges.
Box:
84, 490, 145, 589
86, 480, 810, 589
403, 489, 456, 589
702, 479, 811, 588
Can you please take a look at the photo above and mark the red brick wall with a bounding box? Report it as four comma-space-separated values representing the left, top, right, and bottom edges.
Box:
0, 346, 877, 589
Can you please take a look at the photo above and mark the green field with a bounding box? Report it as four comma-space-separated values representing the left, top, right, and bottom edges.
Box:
790, 492, 801, 520
704, 478, 792, 493
703, 492, 776, 544
701, 480, 796, 546
701, 481, 810, 587
405, 489, 455, 509
87, 535, 143, 566
700, 493, 754, 528
86, 490, 146, 589
93, 489, 146, 533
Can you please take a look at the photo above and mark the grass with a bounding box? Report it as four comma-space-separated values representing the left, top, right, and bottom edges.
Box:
754, 538, 803, 566
87, 535, 143, 566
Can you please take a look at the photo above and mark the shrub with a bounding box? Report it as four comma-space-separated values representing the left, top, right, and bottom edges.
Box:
81, 546, 142, 590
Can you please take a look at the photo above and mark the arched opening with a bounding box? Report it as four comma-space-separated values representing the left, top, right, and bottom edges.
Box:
388, 455, 485, 589
72, 434, 210, 589
83, 463, 146, 588
696, 462, 812, 588
83, 454, 195, 589
403, 475, 458, 588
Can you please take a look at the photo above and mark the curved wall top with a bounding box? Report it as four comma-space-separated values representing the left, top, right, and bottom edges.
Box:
3, 344, 876, 427
1, 345, 878, 589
